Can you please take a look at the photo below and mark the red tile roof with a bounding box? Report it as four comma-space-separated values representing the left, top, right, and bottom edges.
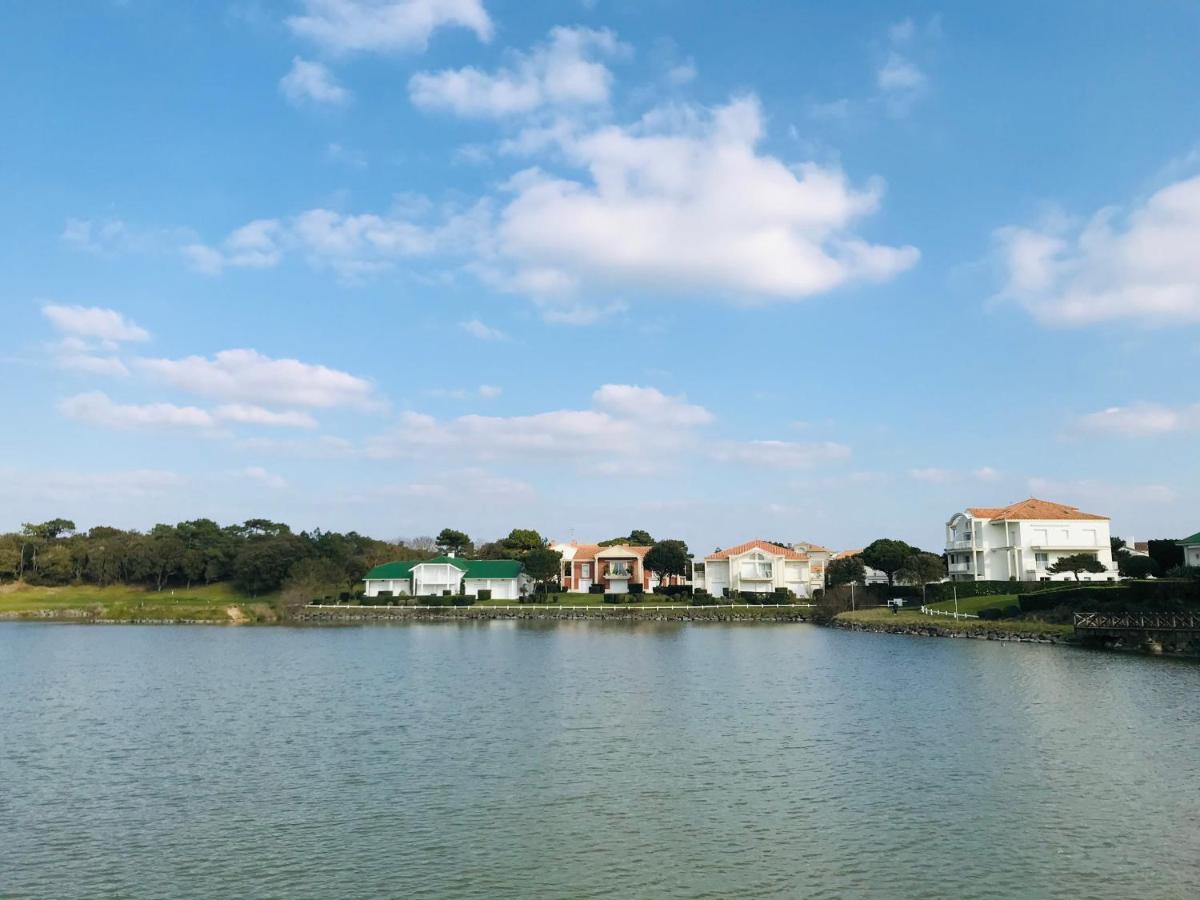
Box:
970, 498, 1108, 521
706, 539, 807, 561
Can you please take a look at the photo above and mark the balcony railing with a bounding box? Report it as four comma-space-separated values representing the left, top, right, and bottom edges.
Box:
605, 566, 632, 579
946, 539, 974, 550
739, 568, 774, 581
947, 562, 973, 574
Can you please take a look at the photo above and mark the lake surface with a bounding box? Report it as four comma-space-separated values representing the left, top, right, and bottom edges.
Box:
2, 621, 1198, 899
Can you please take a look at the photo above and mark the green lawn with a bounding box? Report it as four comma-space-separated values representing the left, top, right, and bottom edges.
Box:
0, 582, 276, 623
838, 606, 1072, 636
926, 593, 1020, 615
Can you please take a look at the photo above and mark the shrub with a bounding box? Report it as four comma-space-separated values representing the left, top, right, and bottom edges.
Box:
603, 593, 622, 603
310, 597, 323, 606
476, 588, 492, 601
451, 595, 473, 607
338, 591, 350, 602
442, 589, 452, 597
1001, 605, 1021, 618
378, 590, 393, 599
977, 607, 1004, 620
628, 583, 645, 596
655, 584, 693, 597
691, 591, 719, 606
588, 584, 606, 594
722, 588, 732, 599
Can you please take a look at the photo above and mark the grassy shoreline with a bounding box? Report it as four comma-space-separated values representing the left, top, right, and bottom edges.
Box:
836, 606, 1074, 638
0, 583, 278, 623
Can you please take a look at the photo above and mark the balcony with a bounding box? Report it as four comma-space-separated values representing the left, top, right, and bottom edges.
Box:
605, 566, 632, 579
948, 562, 973, 574
739, 567, 774, 581
946, 538, 974, 550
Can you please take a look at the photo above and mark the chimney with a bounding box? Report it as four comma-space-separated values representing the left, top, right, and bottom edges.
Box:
447, 550, 455, 558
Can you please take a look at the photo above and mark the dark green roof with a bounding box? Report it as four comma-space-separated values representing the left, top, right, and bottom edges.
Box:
1179, 532, 1200, 546
364, 556, 523, 581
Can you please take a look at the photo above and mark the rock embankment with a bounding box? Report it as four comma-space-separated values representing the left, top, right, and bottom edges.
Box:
832, 617, 1074, 644
297, 606, 810, 623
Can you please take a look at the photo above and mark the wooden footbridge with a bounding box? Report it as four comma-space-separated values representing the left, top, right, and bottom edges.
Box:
1074, 612, 1200, 652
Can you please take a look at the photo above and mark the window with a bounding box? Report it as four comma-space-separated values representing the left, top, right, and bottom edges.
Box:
1035, 552, 1048, 567
740, 560, 773, 579
564, 561, 573, 576
581, 563, 590, 578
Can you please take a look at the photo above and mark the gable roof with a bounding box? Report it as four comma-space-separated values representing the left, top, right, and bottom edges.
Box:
832, 549, 862, 560
1178, 532, 1200, 546
706, 539, 807, 561
365, 556, 524, 581
596, 544, 651, 558
968, 498, 1108, 521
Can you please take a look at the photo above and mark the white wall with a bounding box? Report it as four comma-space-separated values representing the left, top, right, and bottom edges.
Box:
945, 513, 1115, 582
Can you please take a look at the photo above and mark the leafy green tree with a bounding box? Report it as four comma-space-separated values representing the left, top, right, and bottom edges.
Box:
826, 555, 866, 587
232, 536, 308, 596
1147, 539, 1184, 572
643, 540, 690, 587
435, 528, 473, 556
500, 528, 545, 557
896, 552, 946, 603
599, 529, 655, 547
281, 557, 350, 614
523, 547, 562, 588
1118, 555, 1160, 579
1046, 553, 1108, 581
859, 539, 916, 585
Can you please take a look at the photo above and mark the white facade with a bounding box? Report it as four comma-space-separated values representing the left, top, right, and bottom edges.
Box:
1181, 536, 1200, 568
944, 499, 1116, 582
692, 540, 814, 597
364, 559, 530, 599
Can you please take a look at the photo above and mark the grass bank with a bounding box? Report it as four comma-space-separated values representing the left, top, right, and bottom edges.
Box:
837, 606, 1073, 638
0, 582, 277, 623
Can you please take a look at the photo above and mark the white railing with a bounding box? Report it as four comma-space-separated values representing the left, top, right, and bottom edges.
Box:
919, 605, 979, 620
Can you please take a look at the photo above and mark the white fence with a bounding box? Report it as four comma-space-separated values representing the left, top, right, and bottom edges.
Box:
310, 603, 817, 611
919, 605, 979, 620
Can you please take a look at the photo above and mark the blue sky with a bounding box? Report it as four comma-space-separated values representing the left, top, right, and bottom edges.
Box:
3, 0, 1199, 552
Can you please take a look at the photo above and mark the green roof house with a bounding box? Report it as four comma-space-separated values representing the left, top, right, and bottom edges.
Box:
1179, 532, 1200, 569
363, 554, 531, 600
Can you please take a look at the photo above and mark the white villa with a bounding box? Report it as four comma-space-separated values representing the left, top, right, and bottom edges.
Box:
791, 541, 832, 594
363, 555, 531, 599
1180, 532, 1200, 568
691, 539, 818, 598
944, 498, 1116, 582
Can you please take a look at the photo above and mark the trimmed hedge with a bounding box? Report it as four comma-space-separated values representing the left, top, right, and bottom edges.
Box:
628, 583, 645, 595
476, 589, 492, 601
655, 584, 693, 597
588, 584, 605, 594
690, 592, 720, 606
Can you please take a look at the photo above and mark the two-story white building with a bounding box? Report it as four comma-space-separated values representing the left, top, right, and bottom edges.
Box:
944, 498, 1116, 582
363, 555, 531, 599
691, 539, 816, 597
1180, 532, 1200, 568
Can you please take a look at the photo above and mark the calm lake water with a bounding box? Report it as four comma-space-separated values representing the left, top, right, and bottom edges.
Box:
2, 621, 1198, 899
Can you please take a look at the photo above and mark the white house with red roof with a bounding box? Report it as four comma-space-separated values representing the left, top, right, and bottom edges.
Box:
944, 498, 1116, 582
691, 539, 818, 598
551, 541, 688, 594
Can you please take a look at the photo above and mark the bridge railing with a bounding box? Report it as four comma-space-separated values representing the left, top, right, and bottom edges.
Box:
1075, 612, 1200, 630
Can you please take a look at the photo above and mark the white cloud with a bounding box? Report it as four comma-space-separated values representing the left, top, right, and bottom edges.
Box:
995, 174, 1200, 325
365, 383, 712, 470
877, 52, 925, 92
460, 318, 508, 340
57, 353, 130, 377
183, 218, 285, 275
42, 304, 149, 343
909, 466, 953, 483
280, 57, 351, 106
478, 384, 502, 398
409, 26, 626, 118
490, 96, 918, 303
59, 392, 216, 431
667, 61, 697, 86
214, 404, 318, 429
239, 466, 289, 489
287, 0, 492, 54
137, 349, 378, 410
715, 440, 851, 469
1075, 402, 1200, 437
186, 208, 441, 278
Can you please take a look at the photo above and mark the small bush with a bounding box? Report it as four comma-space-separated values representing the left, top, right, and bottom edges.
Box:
603, 593, 622, 604
588, 584, 606, 594
691, 592, 719, 606
977, 607, 1004, 620
722, 588, 732, 599
628, 583, 644, 596
655, 584, 693, 597
476, 588, 492, 601
451, 595, 473, 607
338, 591, 350, 602
378, 590, 393, 599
